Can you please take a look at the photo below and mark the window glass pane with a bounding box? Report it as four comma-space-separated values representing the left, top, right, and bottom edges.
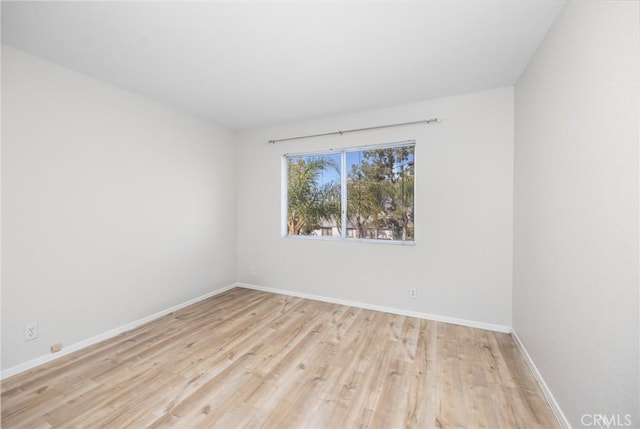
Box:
286, 152, 341, 237
346, 145, 414, 241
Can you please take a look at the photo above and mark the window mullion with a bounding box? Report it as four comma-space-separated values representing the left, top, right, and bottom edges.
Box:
341, 151, 347, 239
281, 156, 288, 237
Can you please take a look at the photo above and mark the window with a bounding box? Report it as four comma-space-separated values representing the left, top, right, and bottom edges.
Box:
283, 141, 415, 243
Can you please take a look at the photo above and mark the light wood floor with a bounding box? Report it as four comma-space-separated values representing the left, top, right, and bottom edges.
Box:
1, 288, 558, 428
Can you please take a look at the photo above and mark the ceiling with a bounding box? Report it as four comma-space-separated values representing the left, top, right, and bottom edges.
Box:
1, 1, 564, 130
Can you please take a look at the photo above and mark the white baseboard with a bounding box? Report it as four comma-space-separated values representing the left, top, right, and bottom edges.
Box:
235, 282, 512, 333
511, 330, 571, 429
0, 283, 237, 380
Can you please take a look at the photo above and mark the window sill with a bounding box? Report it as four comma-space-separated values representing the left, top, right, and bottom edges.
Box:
283, 234, 416, 246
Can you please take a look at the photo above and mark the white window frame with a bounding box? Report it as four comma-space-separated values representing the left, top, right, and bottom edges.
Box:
282, 140, 416, 245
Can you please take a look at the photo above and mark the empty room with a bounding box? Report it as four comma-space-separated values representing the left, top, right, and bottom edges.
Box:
1, 1, 638, 428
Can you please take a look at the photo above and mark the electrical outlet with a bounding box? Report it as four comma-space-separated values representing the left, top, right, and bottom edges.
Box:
409, 288, 417, 299
24, 324, 39, 342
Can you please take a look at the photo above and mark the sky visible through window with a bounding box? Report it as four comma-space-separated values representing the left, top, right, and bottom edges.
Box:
289, 151, 415, 185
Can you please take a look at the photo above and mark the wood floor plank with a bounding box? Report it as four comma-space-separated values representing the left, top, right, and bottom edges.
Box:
1, 288, 559, 428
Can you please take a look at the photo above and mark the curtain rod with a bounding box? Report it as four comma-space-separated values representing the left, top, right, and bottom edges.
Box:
267, 117, 442, 144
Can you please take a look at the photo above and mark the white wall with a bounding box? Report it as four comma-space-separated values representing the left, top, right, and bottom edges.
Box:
1, 46, 237, 370
237, 87, 514, 328
514, 1, 639, 427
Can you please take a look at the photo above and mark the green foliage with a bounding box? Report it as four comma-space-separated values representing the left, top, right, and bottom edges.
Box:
348, 147, 414, 240
287, 157, 340, 235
